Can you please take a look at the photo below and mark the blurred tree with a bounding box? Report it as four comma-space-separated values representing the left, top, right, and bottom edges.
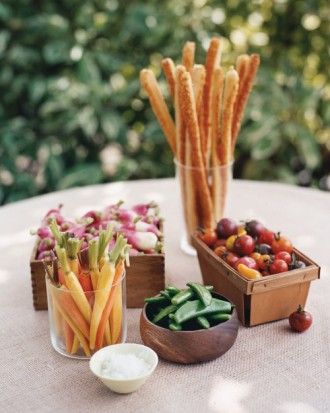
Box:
0, 0, 329, 204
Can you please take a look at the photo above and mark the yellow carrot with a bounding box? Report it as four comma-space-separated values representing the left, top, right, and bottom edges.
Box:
71, 335, 80, 354
110, 282, 123, 344
104, 322, 112, 346
56, 246, 92, 323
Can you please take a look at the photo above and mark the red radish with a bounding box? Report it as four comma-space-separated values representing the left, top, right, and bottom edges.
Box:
82, 211, 102, 226
289, 306, 313, 332
132, 201, 157, 216
120, 221, 161, 237
36, 227, 52, 238
38, 237, 55, 252
120, 229, 158, 251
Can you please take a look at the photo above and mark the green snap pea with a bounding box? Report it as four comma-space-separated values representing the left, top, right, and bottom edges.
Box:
173, 298, 232, 324
196, 316, 210, 329
166, 285, 181, 296
169, 321, 182, 331
152, 304, 177, 324
187, 282, 212, 306
144, 295, 169, 304
171, 285, 213, 306
160, 290, 172, 300
210, 313, 231, 322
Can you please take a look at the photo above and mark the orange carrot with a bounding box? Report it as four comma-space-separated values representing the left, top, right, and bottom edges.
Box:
78, 272, 94, 301
95, 261, 124, 350
63, 320, 74, 353
58, 268, 66, 286
54, 286, 90, 340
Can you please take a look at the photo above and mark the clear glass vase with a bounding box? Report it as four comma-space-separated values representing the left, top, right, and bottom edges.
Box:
46, 271, 127, 359
175, 158, 233, 255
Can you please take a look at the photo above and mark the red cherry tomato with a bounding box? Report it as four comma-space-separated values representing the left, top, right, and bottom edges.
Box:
289, 306, 313, 332
226, 252, 239, 268
199, 229, 217, 247
234, 235, 255, 256
269, 259, 289, 274
272, 235, 293, 254
213, 238, 227, 249
257, 254, 271, 271
235, 256, 257, 270
258, 229, 275, 246
275, 251, 292, 264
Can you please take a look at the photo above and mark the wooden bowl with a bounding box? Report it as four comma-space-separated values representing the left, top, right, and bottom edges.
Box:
140, 293, 239, 364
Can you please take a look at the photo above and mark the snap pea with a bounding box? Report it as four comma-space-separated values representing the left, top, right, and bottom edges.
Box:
210, 313, 231, 322
187, 282, 212, 306
171, 285, 213, 306
165, 286, 181, 296
169, 321, 182, 331
160, 290, 172, 300
173, 298, 232, 324
152, 304, 177, 324
196, 316, 210, 329
144, 295, 169, 304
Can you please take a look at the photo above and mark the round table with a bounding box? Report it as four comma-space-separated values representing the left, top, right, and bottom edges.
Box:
0, 178, 329, 413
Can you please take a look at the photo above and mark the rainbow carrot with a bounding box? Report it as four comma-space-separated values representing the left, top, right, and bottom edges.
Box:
63, 319, 74, 353
95, 260, 125, 349
110, 281, 123, 344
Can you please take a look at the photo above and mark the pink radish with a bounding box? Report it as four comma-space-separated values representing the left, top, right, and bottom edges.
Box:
38, 237, 55, 252
132, 202, 157, 216
37, 250, 55, 261
120, 229, 158, 251
116, 208, 139, 224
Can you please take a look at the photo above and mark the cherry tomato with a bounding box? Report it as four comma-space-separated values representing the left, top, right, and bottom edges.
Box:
226, 252, 239, 268
257, 243, 272, 255
216, 218, 238, 238
272, 235, 293, 254
250, 252, 261, 261
261, 270, 270, 277
235, 256, 257, 270
199, 229, 217, 247
226, 235, 237, 251
258, 229, 275, 246
269, 259, 289, 274
234, 235, 255, 256
237, 263, 262, 280
237, 225, 247, 236
214, 245, 227, 257
275, 251, 292, 265
245, 220, 265, 237
257, 254, 271, 271
213, 238, 227, 249
289, 305, 312, 332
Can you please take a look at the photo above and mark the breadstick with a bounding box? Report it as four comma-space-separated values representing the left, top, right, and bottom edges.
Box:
218, 67, 239, 217
191, 64, 206, 111
218, 67, 239, 165
182, 41, 196, 72
175, 65, 187, 164
231, 54, 260, 153
178, 68, 214, 229
161, 58, 176, 100
140, 69, 176, 154
202, 37, 222, 166
210, 68, 224, 221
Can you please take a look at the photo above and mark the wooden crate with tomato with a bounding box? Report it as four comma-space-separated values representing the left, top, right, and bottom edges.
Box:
192, 219, 320, 326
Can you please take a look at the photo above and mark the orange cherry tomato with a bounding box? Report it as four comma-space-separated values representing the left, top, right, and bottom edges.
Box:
214, 245, 227, 257
257, 254, 271, 271
199, 229, 217, 247
237, 225, 247, 236
272, 235, 293, 254
250, 252, 261, 261
213, 238, 227, 249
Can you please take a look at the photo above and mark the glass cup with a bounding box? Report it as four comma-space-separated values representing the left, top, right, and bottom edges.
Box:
174, 158, 233, 255
46, 271, 127, 359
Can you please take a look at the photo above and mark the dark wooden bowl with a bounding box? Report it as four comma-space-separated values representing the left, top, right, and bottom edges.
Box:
140, 293, 239, 364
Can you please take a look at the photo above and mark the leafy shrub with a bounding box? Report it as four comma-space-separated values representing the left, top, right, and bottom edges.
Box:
0, 0, 329, 204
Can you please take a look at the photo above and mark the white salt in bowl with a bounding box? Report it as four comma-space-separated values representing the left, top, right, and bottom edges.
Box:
89, 343, 158, 394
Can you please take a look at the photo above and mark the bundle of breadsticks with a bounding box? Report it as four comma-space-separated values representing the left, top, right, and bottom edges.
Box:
140, 37, 260, 237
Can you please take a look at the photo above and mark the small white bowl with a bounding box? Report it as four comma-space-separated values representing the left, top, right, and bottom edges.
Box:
89, 343, 158, 394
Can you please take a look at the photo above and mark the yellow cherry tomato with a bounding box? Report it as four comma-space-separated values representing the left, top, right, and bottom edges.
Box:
226, 235, 237, 251
250, 252, 261, 261
237, 226, 247, 236
237, 263, 262, 280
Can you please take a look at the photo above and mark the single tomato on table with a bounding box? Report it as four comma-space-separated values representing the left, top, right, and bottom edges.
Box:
289, 306, 313, 333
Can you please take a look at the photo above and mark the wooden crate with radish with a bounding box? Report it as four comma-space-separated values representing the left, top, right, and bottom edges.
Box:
30, 202, 165, 310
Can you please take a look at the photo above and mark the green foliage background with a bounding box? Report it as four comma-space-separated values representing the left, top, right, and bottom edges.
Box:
0, 0, 329, 204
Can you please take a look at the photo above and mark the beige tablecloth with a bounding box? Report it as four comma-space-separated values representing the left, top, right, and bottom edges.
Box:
0, 178, 329, 413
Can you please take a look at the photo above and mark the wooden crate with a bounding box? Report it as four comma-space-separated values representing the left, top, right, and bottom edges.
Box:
30, 243, 165, 310
192, 234, 320, 326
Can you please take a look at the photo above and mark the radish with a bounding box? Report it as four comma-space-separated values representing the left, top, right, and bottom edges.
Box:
82, 211, 102, 226
37, 250, 55, 261
102, 200, 124, 219
120, 229, 158, 251
120, 221, 161, 237
129, 248, 140, 256
116, 208, 139, 224
31, 227, 52, 238
132, 201, 157, 216
38, 237, 55, 252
